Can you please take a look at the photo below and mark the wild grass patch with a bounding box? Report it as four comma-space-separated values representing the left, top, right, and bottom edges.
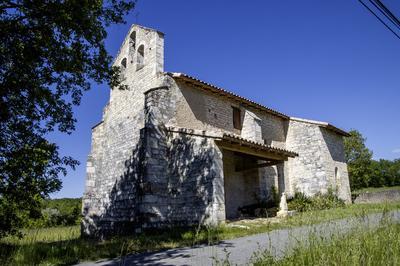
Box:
287, 190, 345, 212
252, 222, 400, 265
1, 202, 399, 265
352, 185, 400, 196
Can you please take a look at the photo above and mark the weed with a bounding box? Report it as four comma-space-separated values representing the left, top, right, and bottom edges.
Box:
252, 223, 400, 266
1, 201, 399, 265
288, 189, 345, 212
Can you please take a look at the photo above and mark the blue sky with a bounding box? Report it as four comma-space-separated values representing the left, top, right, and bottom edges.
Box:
50, 0, 400, 198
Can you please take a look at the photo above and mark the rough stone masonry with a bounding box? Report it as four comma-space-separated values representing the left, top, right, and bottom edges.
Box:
82, 24, 352, 238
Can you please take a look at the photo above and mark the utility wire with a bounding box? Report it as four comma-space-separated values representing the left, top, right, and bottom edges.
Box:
373, 0, 400, 28
358, 0, 400, 40
368, 0, 400, 30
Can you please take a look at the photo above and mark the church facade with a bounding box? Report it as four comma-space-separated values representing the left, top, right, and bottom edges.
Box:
82, 25, 351, 237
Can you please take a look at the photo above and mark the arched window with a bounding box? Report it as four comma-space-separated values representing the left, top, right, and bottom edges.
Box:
121, 58, 127, 69
137, 45, 144, 70
334, 167, 340, 192
129, 31, 136, 63
120, 58, 127, 79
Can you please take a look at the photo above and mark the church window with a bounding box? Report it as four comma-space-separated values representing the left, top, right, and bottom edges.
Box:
120, 58, 127, 79
137, 45, 144, 70
121, 58, 127, 72
232, 106, 241, 130
335, 167, 339, 183
129, 31, 136, 63
121, 58, 127, 68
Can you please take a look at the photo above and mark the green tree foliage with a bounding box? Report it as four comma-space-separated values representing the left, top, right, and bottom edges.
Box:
344, 130, 400, 190
344, 130, 373, 190
370, 159, 400, 188
28, 198, 82, 228
0, 0, 135, 238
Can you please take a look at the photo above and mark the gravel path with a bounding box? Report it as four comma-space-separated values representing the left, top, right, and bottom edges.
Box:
77, 210, 400, 266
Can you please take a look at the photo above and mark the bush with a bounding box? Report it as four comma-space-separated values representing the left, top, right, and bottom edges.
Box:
288, 190, 344, 212
26, 198, 81, 228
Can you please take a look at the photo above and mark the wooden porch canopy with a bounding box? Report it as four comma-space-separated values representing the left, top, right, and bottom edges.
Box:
216, 133, 298, 162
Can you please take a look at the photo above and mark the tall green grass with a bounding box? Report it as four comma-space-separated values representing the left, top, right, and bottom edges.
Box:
352, 185, 400, 196
252, 223, 400, 265
0, 225, 224, 265
1, 202, 399, 266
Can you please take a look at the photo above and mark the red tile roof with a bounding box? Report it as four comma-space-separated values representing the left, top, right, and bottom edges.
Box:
168, 72, 289, 119
222, 133, 298, 158
168, 72, 349, 137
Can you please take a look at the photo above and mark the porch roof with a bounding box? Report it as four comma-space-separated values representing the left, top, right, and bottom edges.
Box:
216, 133, 298, 161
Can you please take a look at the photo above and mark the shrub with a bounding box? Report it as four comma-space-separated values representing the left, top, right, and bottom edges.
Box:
288, 190, 344, 212
26, 198, 81, 228
287, 192, 312, 212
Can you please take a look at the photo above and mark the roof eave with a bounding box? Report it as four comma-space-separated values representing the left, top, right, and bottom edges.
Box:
290, 117, 350, 137
326, 124, 351, 137
169, 72, 290, 120
222, 133, 298, 158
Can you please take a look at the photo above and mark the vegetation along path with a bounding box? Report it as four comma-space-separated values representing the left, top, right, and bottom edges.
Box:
77, 210, 400, 266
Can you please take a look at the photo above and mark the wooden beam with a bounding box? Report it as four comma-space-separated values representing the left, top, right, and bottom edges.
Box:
235, 161, 280, 172
216, 140, 288, 161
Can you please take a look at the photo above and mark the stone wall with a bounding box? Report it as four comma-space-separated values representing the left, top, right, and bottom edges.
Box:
175, 82, 240, 134
354, 189, 400, 204
174, 81, 286, 148
242, 109, 262, 142
140, 86, 225, 227
285, 119, 351, 202
82, 25, 167, 237
320, 128, 351, 202
223, 150, 259, 219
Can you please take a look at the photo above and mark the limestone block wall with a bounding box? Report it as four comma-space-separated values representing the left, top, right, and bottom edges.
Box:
223, 150, 259, 219
175, 82, 240, 134
172, 80, 289, 218
140, 86, 226, 227
259, 113, 286, 149
320, 128, 351, 202
174, 81, 286, 147
242, 110, 262, 142
166, 131, 225, 226
82, 25, 167, 237
286, 120, 326, 197
222, 149, 280, 219
285, 120, 351, 202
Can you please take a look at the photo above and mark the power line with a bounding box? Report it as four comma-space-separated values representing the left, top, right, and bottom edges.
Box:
368, 0, 400, 31
373, 0, 400, 28
358, 0, 400, 40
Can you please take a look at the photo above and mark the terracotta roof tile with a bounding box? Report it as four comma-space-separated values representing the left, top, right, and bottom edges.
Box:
222, 133, 298, 158
168, 72, 349, 137
168, 72, 289, 119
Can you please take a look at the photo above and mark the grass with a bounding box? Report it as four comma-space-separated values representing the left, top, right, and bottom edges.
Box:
252, 221, 400, 265
352, 185, 400, 196
1, 201, 400, 266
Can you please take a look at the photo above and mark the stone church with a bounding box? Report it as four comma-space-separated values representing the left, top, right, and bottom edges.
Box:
82, 24, 351, 237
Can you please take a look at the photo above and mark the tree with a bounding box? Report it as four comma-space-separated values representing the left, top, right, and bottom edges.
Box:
0, 0, 135, 238
370, 159, 400, 187
344, 130, 373, 190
